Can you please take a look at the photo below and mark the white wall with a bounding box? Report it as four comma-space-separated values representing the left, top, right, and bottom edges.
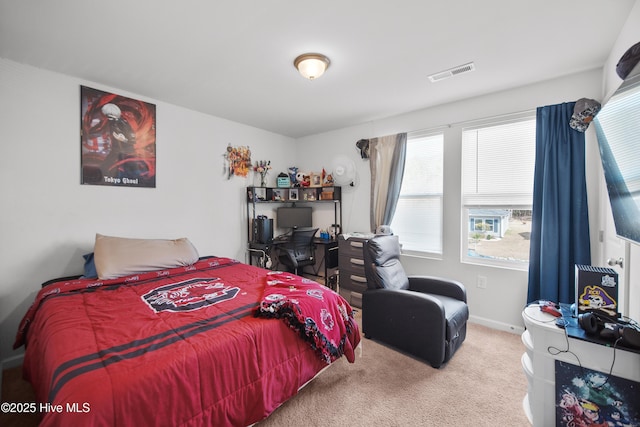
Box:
0, 58, 296, 363
602, 1, 640, 100
296, 69, 604, 332
2, 2, 639, 365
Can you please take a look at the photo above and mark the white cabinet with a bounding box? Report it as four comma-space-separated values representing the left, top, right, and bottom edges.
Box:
521, 305, 640, 426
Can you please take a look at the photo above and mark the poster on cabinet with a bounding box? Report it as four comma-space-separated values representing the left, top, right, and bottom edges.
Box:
555, 360, 639, 426
80, 86, 157, 187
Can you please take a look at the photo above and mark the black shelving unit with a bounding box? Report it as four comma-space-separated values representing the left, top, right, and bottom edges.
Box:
245, 186, 343, 272
246, 186, 342, 240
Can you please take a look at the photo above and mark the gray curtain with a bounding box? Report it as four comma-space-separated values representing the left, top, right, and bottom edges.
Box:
369, 133, 407, 232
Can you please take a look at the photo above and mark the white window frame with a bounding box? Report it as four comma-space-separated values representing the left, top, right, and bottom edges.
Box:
460, 113, 536, 270
391, 130, 444, 258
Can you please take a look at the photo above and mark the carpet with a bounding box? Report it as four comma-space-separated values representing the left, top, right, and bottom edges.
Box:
1, 314, 529, 426
258, 316, 530, 426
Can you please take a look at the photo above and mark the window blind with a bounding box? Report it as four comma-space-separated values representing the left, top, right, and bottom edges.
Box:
462, 117, 536, 208
595, 80, 640, 198
391, 132, 443, 254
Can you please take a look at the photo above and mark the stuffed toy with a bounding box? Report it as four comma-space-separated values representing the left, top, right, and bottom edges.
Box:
288, 167, 299, 187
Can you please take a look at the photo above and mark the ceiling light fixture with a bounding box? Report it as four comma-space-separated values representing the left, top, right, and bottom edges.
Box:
294, 53, 330, 80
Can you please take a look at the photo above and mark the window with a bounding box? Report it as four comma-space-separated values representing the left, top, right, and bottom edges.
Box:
461, 115, 536, 268
471, 216, 497, 233
594, 76, 640, 245
391, 132, 443, 255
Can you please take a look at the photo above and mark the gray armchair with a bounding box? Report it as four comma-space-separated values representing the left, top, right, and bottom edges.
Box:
362, 235, 469, 368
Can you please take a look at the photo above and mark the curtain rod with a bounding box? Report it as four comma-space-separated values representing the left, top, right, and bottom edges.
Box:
407, 108, 536, 137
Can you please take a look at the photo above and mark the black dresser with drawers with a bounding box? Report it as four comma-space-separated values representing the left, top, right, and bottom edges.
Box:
337, 234, 373, 308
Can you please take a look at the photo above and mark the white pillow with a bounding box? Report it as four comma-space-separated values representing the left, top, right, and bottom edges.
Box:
94, 234, 199, 280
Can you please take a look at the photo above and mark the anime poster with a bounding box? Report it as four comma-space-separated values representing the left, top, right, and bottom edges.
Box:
556, 360, 639, 426
81, 86, 156, 187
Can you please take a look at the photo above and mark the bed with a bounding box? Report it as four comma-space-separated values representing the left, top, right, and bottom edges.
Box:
13, 235, 360, 426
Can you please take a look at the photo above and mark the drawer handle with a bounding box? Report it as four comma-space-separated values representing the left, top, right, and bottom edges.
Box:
350, 275, 367, 283
350, 258, 364, 265
350, 241, 364, 248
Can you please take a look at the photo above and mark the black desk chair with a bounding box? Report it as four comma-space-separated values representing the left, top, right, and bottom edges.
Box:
277, 227, 318, 276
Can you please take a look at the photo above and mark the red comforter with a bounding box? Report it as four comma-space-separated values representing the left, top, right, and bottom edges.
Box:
15, 257, 360, 427
256, 271, 359, 364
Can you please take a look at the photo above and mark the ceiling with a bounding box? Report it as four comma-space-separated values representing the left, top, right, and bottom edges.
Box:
0, 1, 636, 138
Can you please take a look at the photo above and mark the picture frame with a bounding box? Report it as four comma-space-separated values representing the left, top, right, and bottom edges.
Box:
303, 188, 316, 201
254, 187, 267, 201
272, 189, 285, 201
289, 188, 299, 201
80, 85, 157, 188
310, 173, 322, 187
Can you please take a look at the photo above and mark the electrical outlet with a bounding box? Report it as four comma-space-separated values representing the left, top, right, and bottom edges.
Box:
477, 275, 487, 289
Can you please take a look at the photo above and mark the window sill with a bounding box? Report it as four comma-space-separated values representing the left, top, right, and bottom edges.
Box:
461, 256, 529, 272
400, 249, 443, 261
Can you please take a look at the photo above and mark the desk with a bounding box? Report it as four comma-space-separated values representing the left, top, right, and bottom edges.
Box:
247, 239, 339, 287
305, 238, 339, 283
521, 304, 640, 426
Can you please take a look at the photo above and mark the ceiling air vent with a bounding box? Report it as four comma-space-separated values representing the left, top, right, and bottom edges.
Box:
428, 62, 475, 82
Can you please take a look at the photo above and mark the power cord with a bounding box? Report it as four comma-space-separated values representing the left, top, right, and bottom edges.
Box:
545, 315, 621, 391
547, 324, 583, 368
524, 301, 632, 388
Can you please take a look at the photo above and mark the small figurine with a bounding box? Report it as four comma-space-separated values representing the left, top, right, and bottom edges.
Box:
288, 167, 299, 187
300, 174, 311, 187
296, 171, 306, 186
322, 168, 334, 186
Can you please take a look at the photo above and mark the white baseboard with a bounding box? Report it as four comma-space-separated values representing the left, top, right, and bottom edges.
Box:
469, 314, 525, 335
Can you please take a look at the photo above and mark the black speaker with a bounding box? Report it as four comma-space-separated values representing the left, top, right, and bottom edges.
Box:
252, 216, 273, 244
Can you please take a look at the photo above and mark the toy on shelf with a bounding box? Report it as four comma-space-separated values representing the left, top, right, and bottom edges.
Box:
288, 167, 299, 187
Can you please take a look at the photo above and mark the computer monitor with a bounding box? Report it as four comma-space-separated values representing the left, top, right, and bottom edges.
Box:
277, 206, 312, 230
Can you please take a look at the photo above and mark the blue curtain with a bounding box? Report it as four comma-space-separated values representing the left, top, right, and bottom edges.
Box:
527, 102, 591, 304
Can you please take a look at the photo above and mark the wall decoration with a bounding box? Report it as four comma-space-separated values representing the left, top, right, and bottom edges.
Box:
224, 144, 252, 179
81, 86, 156, 187
555, 360, 639, 426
